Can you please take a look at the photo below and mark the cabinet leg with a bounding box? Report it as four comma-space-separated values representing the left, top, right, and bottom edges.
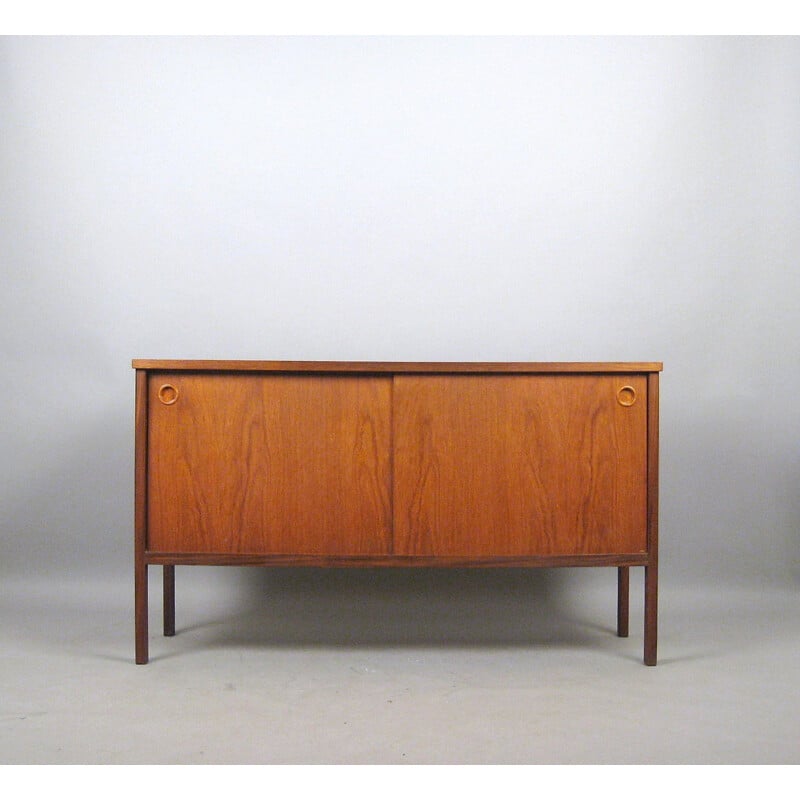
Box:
644, 564, 658, 666
135, 560, 149, 664
163, 565, 175, 637
617, 566, 629, 637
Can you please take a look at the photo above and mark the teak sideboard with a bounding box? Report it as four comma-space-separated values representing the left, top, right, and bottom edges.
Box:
133, 360, 662, 665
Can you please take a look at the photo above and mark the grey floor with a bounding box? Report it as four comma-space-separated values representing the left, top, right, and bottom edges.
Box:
1, 567, 798, 764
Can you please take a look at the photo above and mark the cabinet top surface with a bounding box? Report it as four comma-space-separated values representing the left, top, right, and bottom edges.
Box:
132, 360, 662, 373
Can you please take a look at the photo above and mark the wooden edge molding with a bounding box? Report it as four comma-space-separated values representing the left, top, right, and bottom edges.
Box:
132, 360, 663, 373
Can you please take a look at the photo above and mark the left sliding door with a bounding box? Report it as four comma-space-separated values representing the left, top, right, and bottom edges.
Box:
147, 373, 393, 556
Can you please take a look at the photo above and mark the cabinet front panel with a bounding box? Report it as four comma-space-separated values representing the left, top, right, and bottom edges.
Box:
147, 374, 392, 555
393, 375, 648, 557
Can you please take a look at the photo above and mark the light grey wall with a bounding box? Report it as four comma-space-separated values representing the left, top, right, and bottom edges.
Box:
1, 37, 798, 586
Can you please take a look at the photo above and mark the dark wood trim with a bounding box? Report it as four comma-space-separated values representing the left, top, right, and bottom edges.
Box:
163, 565, 175, 637
145, 552, 650, 568
644, 371, 660, 665
131, 359, 663, 374
617, 566, 630, 637
134, 369, 149, 664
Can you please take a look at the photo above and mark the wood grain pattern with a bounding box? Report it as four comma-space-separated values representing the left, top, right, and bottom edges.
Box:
393, 374, 648, 557
133, 360, 662, 374
147, 373, 392, 555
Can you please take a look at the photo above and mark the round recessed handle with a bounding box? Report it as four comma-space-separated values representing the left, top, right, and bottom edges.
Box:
617, 385, 637, 407
158, 383, 179, 405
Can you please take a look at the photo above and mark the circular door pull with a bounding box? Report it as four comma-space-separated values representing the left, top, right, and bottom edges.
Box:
617, 385, 637, 407
158, 384, 179, 405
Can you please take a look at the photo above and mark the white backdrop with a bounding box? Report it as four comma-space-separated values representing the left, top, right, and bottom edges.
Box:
1, 36, 798, 587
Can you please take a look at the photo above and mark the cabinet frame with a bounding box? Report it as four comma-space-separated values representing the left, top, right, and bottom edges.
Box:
133, 361, 661, 665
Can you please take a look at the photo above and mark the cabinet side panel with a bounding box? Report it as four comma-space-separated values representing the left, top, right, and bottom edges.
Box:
393, 375, 648, 557
134, 370, 148, 554
647, 372, 659, 560
147, 373, 392, 555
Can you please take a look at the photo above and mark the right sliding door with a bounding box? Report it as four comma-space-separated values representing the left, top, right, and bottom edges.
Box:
392, 374, 648, 557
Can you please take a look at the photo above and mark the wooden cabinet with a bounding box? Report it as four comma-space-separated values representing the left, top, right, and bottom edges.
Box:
134, 361, 661, 665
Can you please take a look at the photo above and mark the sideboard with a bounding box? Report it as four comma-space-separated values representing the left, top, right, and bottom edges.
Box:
133, 360, 661, 665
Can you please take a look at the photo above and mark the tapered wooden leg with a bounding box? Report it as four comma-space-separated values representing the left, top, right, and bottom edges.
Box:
617, 566, 629, 637
163, 565, 175, 637
135, 560, 149, 664
644, 564, 658, 666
